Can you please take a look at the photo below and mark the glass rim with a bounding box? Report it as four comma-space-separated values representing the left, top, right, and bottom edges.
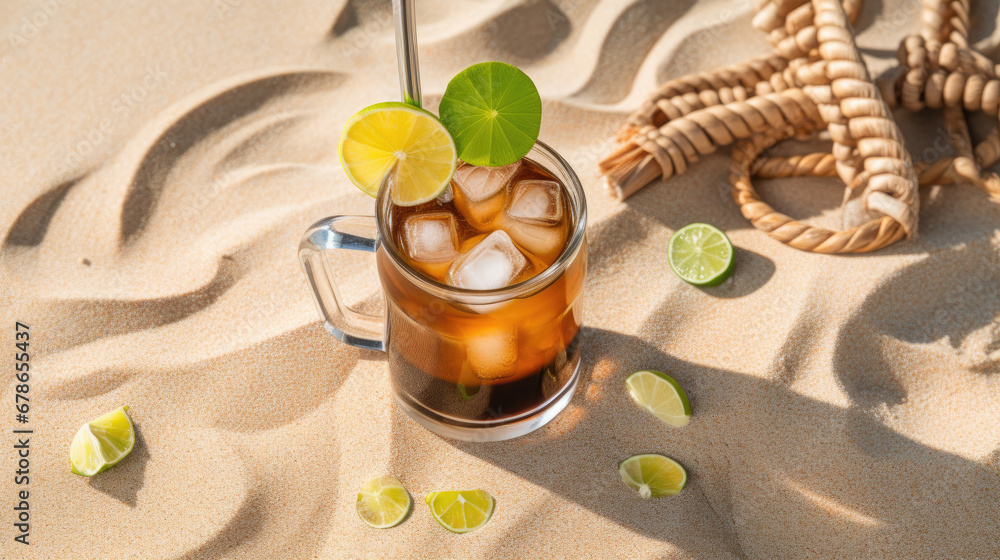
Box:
375, 139, 587, 305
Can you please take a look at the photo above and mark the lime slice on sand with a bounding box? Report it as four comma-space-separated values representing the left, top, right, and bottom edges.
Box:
356, 475, 413, 529
339, 101, 457, 206
668, 223, 735, 287
619, 454, 687, 499
69, 405, 135, 476
626, 370, 692, 427
425, 490, 495, 533
438, 62, 542, 167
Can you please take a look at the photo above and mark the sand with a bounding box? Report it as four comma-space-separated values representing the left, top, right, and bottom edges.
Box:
1, 0, 999, 558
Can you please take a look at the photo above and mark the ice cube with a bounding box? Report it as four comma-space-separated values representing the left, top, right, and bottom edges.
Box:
504, 222, 568, 265
436, 183, 454, 204
446, 230, 528, 290
466, 325, 518, 380
452, 161, 521, 228
402, 212, 459, 263
503, 179, 569, 264
401, 212, 459, 280
453, 161, 521, 201
506, 180, 563, 225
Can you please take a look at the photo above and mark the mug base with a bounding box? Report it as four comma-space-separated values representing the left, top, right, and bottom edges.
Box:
393, 352, 581, 442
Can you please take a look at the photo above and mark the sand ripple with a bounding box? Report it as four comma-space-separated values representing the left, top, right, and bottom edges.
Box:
1, 0, 999, 558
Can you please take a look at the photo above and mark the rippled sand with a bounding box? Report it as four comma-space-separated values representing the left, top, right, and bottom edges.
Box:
1, 0, 999, 558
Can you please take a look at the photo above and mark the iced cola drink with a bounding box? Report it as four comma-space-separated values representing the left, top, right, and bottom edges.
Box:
378, 157, 585, 424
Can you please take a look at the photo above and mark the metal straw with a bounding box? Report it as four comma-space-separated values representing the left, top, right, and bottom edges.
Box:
393, 0, 421, 107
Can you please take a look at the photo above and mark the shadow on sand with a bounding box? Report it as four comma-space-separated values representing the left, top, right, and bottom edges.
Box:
89, 424, 151, 508
437, 324, 1000, 558
429, 151, 1000, 556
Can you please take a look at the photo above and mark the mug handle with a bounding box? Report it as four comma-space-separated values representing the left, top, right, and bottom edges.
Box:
299, 216, 385, 351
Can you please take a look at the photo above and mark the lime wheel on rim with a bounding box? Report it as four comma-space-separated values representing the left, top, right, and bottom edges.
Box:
338, 101, 457, 206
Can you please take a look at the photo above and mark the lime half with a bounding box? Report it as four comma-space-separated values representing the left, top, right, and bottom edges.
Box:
425, 490, 495, 533
438, 62, 542, 167
356, 475, 412, 528
619, 454, 687, 499
339, 101, 457, 205
69, 406, 135, 477
626, 370, 692, 427
668, 223, 735, 287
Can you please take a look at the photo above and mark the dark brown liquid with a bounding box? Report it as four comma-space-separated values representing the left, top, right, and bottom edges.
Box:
385, 298, 583, 421
380, 157, 585, 422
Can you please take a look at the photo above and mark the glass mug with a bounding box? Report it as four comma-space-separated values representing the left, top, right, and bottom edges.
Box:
299, 141, 587, 441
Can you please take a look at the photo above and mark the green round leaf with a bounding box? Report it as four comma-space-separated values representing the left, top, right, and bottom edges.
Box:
438, 62, 542, 167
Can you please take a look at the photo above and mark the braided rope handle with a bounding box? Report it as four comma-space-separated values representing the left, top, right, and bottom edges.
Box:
620, 0, 862, 140
753, 0, 861, 60
880, 0, 1000, 201
731, 127, 908, 253
599, 89, 821, 198
804, 0, 920, 237
621, 54, 791, 139
599, 0, 999, 254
